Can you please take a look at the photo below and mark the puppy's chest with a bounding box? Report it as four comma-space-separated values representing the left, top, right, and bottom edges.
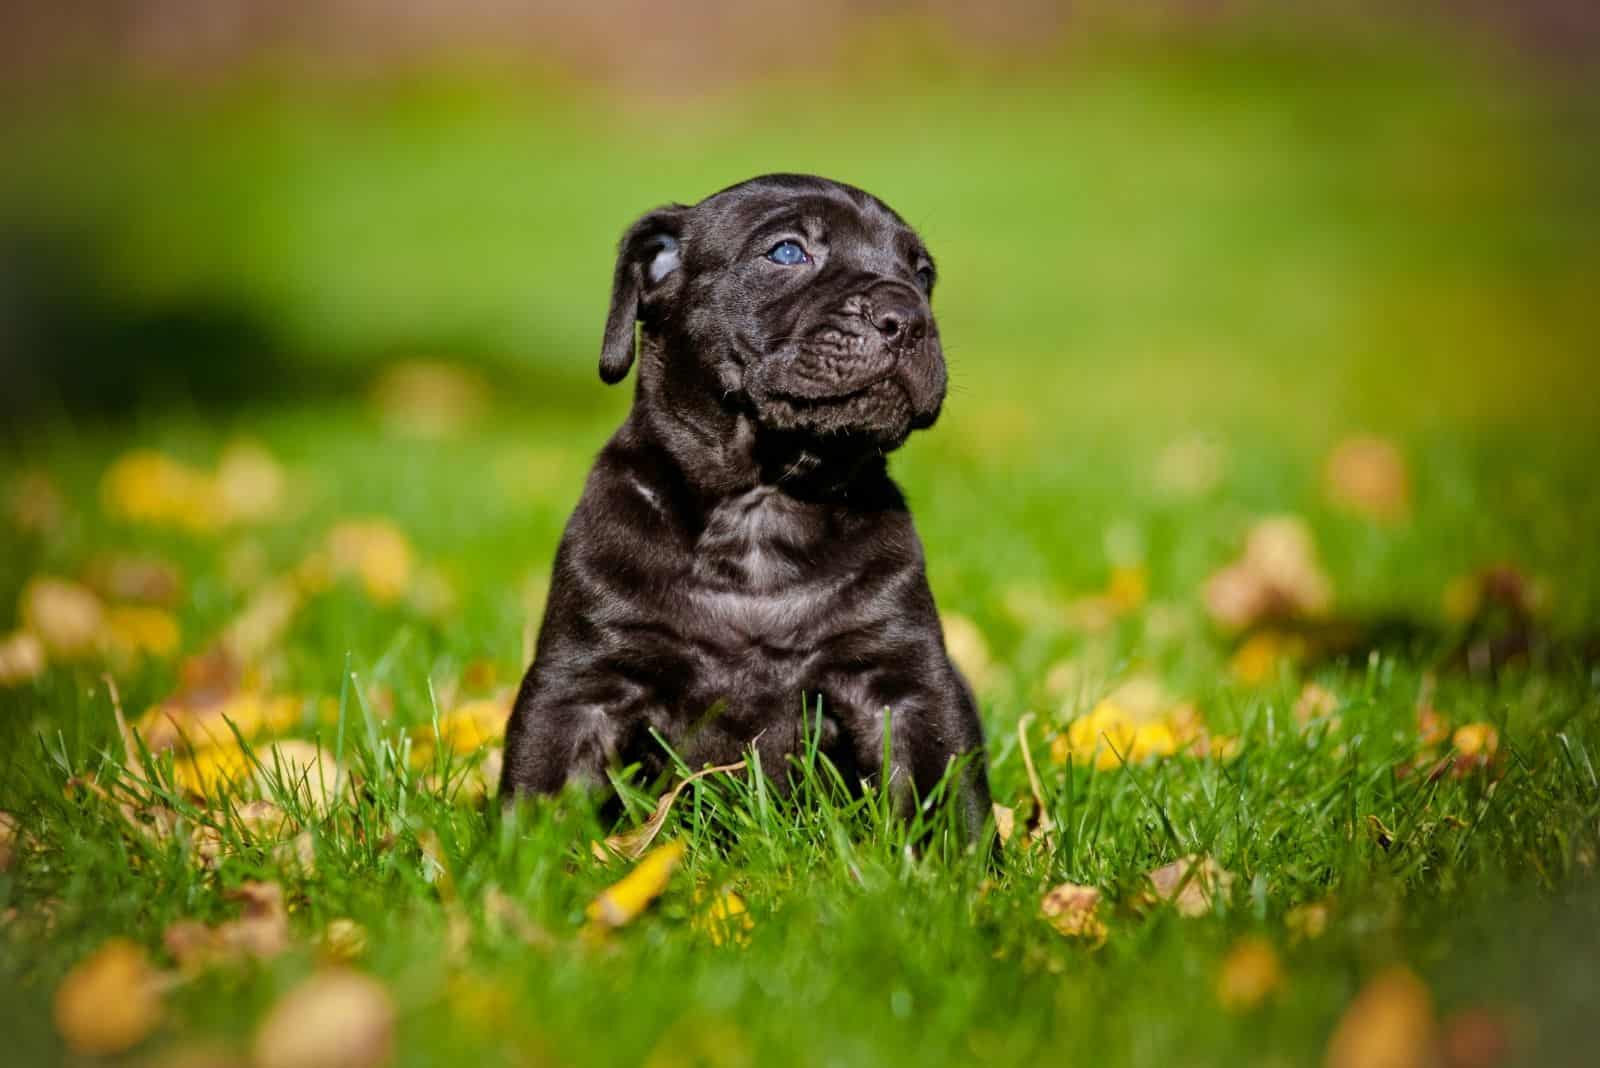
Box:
683, 487, 848, 643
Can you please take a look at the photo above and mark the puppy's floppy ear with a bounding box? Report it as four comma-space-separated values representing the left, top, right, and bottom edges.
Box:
599, 205, 687, 385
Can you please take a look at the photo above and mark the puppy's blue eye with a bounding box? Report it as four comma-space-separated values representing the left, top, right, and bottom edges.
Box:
766, 240, 810, 266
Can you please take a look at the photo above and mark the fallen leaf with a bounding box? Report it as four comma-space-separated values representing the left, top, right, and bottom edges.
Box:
1286, 900, 1333, 943
320, 919, 369, 962
1452, 723, 1499, 758
1205, 516, 1333, 631
20, 576, 105, 660
53, 938, 164, 1055
693, 888, 754, 947
992, 803, 1016, 845
214, 441, 287, 524
325, 520, 414, 604
1325, 966, 1434, 1068
142, 690, 302, 755
253, 970, 395, 1068
105, 604, 182, 662
1145, 855, 1235, 917
1040, 882, 1107, 947
1216, 936, 1283, 1012
413, 696, 509, 764
585, 840, 686, 932
1325, 435, 1411, 522
1230, 630, 1305, 685
0, 630, 46, 686
599, 762, 745, 861
102, 450, 220, 534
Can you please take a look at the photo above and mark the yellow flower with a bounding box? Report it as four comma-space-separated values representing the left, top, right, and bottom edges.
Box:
1229, 630, 1304, 685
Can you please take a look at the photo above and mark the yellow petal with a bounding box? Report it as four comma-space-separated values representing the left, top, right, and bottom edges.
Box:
585, 840, 686, 931
53, 938, 164, 1056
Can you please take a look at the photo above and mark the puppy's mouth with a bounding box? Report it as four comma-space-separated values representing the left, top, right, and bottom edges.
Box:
759, 332, 902, 404
744, 341, 922, 449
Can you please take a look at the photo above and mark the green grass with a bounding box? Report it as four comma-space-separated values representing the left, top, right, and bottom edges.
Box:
3, 24, 1600, 1068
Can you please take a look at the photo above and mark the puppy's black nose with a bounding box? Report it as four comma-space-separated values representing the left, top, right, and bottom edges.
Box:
869, 295, 925, 344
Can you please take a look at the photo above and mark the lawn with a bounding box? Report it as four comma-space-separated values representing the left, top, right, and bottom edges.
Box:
2, 25, 1599, 1068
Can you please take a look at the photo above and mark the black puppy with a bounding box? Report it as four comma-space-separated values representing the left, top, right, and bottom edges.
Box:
500, 174, 991, 841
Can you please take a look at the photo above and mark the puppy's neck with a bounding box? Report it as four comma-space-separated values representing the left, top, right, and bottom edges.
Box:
631, 336, 890, 507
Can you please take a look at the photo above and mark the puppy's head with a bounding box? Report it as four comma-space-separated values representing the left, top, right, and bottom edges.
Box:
600, 174, 945, 453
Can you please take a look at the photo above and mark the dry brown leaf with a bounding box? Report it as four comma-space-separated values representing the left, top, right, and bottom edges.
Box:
1325, 966, 1434, 1068
21, 576, 105, 660
992, 803, 1016, 845
1040, 882, 1107, 947
253, 970, 395, 1068
1325, 435, 1411, 522
1295, 683, 1341, 727
1216, 936, 1283, 1012
0, 630, 46, 687
599, 761, 746, 862
164, 882, 290, 972
585, 840, 686, 933
1205, 517, 1333, 631
1145, 855, 1235, 917
221, 580, 303, 665
53, 938, 165, 1056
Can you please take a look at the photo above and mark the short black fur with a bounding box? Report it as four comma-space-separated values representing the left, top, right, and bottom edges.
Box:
501, 174, 992, 842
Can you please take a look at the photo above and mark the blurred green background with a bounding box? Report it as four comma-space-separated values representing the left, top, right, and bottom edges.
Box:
3, 6, 1600, 1067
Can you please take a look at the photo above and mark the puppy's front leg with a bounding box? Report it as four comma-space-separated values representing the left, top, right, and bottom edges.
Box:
834, 668, 993, 845
499, 664, 634, 797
